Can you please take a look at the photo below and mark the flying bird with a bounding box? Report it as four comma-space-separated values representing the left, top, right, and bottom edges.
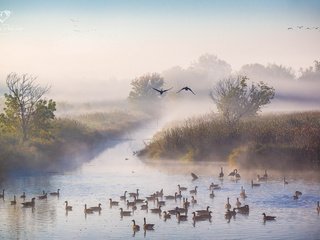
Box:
287, 27, 293, 30
297, 26, 303, 29
152, 87, 172, 95
177, 86, 196, 95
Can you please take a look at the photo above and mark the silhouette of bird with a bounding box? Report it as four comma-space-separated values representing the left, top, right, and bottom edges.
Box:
191, 172, 198, 180
297, 26, 303, 29
152, 87, 172, 95
287, 27, 293, 30
177, 86, 196, 95
262, 213, 276, 221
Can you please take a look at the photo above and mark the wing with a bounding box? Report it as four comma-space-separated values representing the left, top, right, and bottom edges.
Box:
188, 88, 196, 95
152, 87, 161, 93
176, 88, 184, 93
163, 87, 173, 93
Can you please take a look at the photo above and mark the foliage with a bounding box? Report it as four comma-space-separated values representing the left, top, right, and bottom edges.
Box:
210, 76, 275, 124
140, 112, 320, 170
128, 73, 164, 102
0, 73, 55, 141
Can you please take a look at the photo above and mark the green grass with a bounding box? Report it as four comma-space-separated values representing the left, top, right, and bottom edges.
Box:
139, 111, 320, 170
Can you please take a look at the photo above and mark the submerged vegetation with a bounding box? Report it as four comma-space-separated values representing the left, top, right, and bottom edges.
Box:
139, 112, 320, 170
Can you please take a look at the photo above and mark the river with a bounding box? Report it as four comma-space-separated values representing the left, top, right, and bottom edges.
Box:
0, 122, 319, 240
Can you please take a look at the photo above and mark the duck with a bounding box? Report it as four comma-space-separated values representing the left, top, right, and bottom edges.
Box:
191, 172, 199, 180
257, 174, 267, 182
235, 198, 242, 208
228, 169, 236, 177
189, 186, 198, 194
11, 195, 17, 205
120, 191, 127, 200
140, 201, 148, 210
146, 195, 156, 201
129, 189, 139, 198
191, 196, 197, 204
183, 198, 190, 208
235, 169, 241, 179
210, 190, 215, 198
283, 177, 289, 185
295, 191, 302, 196
65, 201, 72, 211
219, 167, 224, 178
152, 87, 172, 95
176, 206, 188, 214
154, 189, 164, 198
262, 213, 276, 221
168, 208, 178, 215
263, 169, 268, 179
251, 180, 261, 187
132, 220, 140, 231
175, 191, 182, 199
20, 192, 26, 199
163, 211, 171, 219
109, 198, 119, 206
84, 204, 94, 214
192, 211, 212, 221
127, 200, 136, 207
120, 208, 131, 216
21, 198, 35, 207
236, 205, 249, 214
38, 192, 47, 200
0, 189, 4, 199
49, 189, 60, 196
225, 197, 231, 210
89, 203, 102, 211
196, 206, 210, 215
150, 206, 162, 214
164, 194, 175, 200
134, 196, 145, 204
178, 184, 187, 191
176, 86, 196, 95
156, 198, 165, 207
317, 201, 320, 213
225, 208, 237, 218
209, 182, 220, 190
176, 212, 188, 222
143, 217, 155, 230
240, 186, 247, 198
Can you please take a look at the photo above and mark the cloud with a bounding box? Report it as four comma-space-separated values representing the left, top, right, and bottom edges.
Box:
0, 10, 11, 24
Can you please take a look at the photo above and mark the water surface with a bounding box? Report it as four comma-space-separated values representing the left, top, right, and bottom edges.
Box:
0, 124, 319, 240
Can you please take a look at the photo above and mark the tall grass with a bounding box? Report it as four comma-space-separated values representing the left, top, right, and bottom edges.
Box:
0, 111, 150, 176
140, 111, 320, 170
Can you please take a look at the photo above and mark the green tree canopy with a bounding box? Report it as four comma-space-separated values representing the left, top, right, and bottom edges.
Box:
0, 73, 56, 141
128, 73, 164, 102
210, 76, 275, 125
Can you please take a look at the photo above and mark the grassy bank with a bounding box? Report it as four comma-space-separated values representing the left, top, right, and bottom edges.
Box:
0, 110, 150, 177
139, 111, 320, 170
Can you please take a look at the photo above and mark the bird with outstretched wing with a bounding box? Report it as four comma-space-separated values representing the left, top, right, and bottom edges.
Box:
177, 86, 196, 95
152, 87, 172, 95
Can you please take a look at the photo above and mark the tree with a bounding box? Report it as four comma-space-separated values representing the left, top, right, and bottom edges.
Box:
210, 76, 275, 125
128, 73, 164, 102
0, 73, 56, 141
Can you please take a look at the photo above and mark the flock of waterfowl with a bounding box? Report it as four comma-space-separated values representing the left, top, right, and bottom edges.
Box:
1, 167, 319, 236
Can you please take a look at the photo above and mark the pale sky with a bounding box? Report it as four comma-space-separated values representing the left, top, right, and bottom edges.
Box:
0, 0, 319, 99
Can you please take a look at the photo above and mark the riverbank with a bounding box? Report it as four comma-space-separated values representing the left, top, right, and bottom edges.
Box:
139, 111, 320, 170
0, 110, 151, 178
